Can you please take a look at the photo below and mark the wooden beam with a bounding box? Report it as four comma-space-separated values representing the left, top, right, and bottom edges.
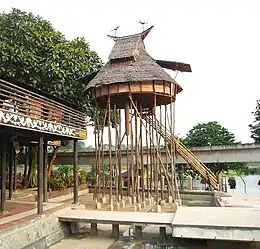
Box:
73, 140, 79, 204
37, 134, 44, 215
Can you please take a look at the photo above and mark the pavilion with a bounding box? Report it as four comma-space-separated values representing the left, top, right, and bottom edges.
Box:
0, 74, 87, 215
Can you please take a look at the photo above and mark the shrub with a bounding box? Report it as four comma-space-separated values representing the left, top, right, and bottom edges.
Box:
47, 165, 86, 191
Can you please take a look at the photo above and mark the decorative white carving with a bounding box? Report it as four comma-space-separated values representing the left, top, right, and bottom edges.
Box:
0, 110, 77, 137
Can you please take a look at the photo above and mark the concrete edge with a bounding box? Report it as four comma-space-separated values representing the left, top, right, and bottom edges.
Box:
48, 188, 89, 203
172, 226, 260, 242
213, 191, 223, 207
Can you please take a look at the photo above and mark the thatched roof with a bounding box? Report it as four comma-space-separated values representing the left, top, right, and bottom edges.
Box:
86, 26, 190, 92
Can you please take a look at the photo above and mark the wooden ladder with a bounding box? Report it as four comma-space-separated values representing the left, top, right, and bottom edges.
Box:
142, 113, 218, 189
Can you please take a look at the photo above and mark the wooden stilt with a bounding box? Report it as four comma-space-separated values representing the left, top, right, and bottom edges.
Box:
8, 142, 13, 200
153, 94, 159, 205
1, 141, 7, 212
13, 145, 17, 192
145, 117, 149, 198
108, 96, 113, 205
37, 134, 44, 215
73, 140, 79, 204
126, 126, 130, 197
134, 101, 140, 204
159, 105, 164, 201
24, 146, 28, 180
101, 100, 108, 198
96, 103, 101, 201
164, 105, 170, 199
114, 103, 119, 202
129, 96, 135, 203
118, 109, 123, 200
140, 105, 145, 202
94, 117, 98, 201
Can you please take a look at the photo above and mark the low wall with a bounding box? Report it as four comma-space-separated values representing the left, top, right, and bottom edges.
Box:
0, 207, 71, 249
88, 187, 215, 206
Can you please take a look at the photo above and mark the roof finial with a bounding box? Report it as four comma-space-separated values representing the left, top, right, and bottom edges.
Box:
139, 21, 148, 32
111, 26, 120, 37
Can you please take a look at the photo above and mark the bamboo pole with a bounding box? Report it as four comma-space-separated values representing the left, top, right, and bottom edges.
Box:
118, 109, 123, 200
129, 96, 135, 203
145, 115, 150, 199
114, 103, 119, 203
108, 96, 113, 205
164, 104, 170, 198
97, 111, 101, 201
94, 114, 98, 201
159, 105, 164, 201
153, 94, 159, 205
129, 97, 175, 197
149, 113, 153, 198
135, 100, 139, 204
101, 102, 108, 198
140, 105, 145, 202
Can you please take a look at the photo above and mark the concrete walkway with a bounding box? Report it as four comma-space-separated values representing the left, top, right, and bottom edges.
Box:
172, 206, 260, 241
220, 193, 260, 208
58, 210, 174, 226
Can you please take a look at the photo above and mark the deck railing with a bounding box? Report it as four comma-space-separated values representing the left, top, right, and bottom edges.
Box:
0, 78, 87, 139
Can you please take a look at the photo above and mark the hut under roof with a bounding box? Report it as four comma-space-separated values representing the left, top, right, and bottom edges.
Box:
86, 26, 191, 109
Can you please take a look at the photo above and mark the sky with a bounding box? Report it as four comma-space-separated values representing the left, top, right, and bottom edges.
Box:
1, 0, 260, 145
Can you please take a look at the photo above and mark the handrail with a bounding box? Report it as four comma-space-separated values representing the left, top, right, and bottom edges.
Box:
142, 114, 218, 189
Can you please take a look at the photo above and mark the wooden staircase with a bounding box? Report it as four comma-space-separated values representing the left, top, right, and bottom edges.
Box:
142, 113, 218, 189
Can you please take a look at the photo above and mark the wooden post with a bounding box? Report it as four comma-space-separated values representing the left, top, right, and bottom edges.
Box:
165, 104, 170, 199
140, 105, 145, 202
114, 103, 119, 203
145, 116, 150, 198
96, 104, 101, 201
13, 145, 17, 192
8, 142, 13, 200
118, 109, 123, 200
37, 134, 44, 215
135, 101, 139, 204
43, 140, 48, 202
159, 105, 164, 201
1, 141, 7, 212
169, 83, 174, 200
73, 139, 79, 204
153, 95, 159, 205
108, 96, 113, 205
24, 146, 29, 180
125, 102, 130, 136
126, 128, 130, 197
130, 97, 135, 203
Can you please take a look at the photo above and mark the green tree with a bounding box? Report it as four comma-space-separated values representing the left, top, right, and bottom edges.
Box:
182, 121, 236, 147
249, 100, 260, 143
182, 121, 247, 176
0, 8, 108, 121
0, 9, 117, 186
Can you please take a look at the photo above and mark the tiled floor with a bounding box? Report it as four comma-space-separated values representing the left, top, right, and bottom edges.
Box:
0, 201, 64, 230
0, 201, 36, 219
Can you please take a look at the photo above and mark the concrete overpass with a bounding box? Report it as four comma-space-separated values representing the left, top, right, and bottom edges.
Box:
53, 144, 260, 165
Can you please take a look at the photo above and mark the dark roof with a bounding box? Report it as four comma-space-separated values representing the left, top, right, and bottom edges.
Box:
156, 60, 192, 72
0, 73, 79, 110
86, 26, 186, 92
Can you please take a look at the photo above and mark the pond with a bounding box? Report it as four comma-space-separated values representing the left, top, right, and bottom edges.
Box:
223, 175, 260, 195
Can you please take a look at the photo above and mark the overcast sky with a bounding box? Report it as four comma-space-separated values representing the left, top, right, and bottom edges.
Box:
2, 0, 260, 145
